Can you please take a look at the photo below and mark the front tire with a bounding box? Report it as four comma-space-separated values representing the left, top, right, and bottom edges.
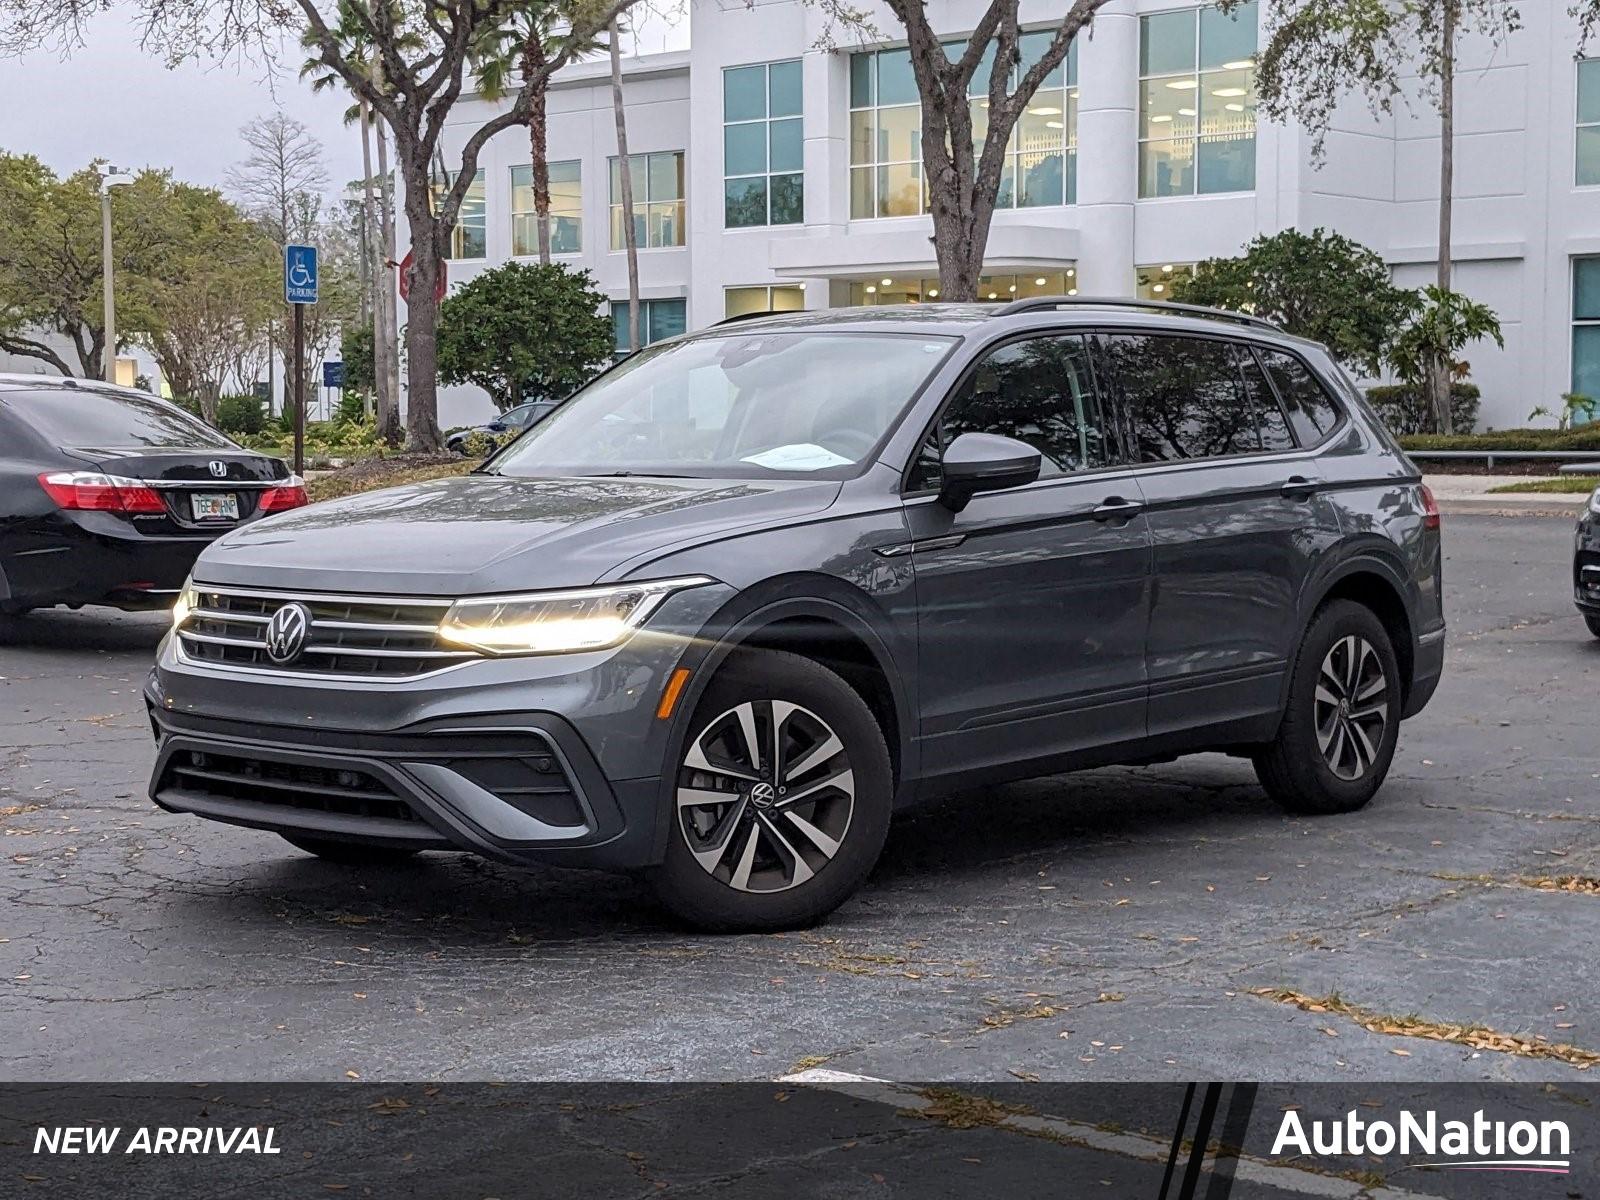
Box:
1585, 613, 1600, 639
280, 834, 422, 865
1254, 600, 1401, 815
646, 650, 892, 932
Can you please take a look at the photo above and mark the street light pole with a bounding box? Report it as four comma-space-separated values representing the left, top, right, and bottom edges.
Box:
98, 167, 133, 384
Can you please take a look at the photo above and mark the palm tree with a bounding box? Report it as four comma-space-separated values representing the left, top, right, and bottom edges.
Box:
608, 16, 639, 353
471, 7, 602, 266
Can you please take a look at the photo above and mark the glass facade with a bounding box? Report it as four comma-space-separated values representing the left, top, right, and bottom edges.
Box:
849, 33, 1078, 219
1575, 258, 1600, 416
724, 60, 804, 227
1139, 2, 1258, 198
612, 297, 687, 355
609, 152, 686, 250
433, 170, 487, 260
725, 285, 807, 318
847, 269, 1076, 306
1135, 262, 1197, 299
1580, 59, 1600, 187
510, 161, 582, 256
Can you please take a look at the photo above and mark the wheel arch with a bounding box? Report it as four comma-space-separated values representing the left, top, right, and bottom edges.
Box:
667, 576, 915, 801
1299, 544, 1418, 709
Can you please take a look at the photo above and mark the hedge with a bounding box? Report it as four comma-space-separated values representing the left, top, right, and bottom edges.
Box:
1398, 427, 1600, 452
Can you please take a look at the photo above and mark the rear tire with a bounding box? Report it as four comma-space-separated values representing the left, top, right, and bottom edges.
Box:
1585, 614, 1600, 639
1254, 600, 1401, 815
646, 649, 892, 932
280, 834, 421, 865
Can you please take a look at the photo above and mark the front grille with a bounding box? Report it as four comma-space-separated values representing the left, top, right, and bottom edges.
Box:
161, 748, 418, 823
178, 586, 474, 679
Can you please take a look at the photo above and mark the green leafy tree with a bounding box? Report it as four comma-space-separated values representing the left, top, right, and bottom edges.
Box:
1387, 284, 1504, 415
341, 319, 376, 400
437, 261, 611, 409
1238, 0, 1521, 432
1172, 229, 1418, 376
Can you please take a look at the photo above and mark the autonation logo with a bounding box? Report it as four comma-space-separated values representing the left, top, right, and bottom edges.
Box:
1272, 1108, 1571, 1175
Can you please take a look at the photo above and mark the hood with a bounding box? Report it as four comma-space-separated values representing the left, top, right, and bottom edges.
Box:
193, 472, 840, 594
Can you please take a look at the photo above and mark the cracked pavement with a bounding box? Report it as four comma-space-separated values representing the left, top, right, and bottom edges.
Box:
1, 513, 1596, 1083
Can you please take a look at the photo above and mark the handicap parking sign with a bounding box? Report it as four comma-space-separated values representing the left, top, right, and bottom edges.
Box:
284, 244, 318, 305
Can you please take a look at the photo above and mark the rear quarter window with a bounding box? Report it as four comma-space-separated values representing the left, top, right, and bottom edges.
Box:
2, 387, 233, 450
1102, 333, 1260, 461
1258, 350, 1343, 446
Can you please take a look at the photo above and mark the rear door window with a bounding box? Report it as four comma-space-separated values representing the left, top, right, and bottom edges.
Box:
1101, 334, 1260, 462
2, 387, 232, 450
910, 333, 1120, 491
1258, 349, 1343, 446
1237, 345, 1297, 451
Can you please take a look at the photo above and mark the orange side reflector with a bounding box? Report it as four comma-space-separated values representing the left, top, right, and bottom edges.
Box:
656, 667, 692, 721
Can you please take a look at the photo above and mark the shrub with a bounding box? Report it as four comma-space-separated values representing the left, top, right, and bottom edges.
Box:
215, 394, 266, 436
1399, 425, 1600, 452
1366, 383, 1480, 437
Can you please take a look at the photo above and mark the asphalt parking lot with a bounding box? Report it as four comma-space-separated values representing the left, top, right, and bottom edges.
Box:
1, 512, 1596, 1084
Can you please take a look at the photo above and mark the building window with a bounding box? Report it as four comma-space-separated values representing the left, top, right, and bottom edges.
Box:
848, 33, 1078, 220
612, 297, 687, 356
725, 285, 806, 318
724, 60, 804, 227
1575, 258, 1600, 414
511, 162, 581, 256
1139, 1, 1258, 198
1579, 59, 1600, 187
1135, 263, 1197, 299
609, 152, 686, 250
848, 269, 1076, 305
432, 169, 487, 260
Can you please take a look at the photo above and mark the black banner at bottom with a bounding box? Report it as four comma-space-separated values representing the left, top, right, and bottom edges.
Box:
1, 1081, 1593, 1197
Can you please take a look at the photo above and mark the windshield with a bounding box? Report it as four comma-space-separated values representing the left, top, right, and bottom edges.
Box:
490, 330, 956, 479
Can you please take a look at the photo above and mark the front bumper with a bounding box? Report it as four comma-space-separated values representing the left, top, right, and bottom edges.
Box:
144, 583, 734, 870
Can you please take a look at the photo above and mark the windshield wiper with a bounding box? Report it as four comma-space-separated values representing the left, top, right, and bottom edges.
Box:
577, 470, 694, 479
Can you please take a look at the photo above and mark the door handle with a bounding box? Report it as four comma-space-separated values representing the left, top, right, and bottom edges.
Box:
1091, 496, 1144, 522
1281, 475, 1319, 499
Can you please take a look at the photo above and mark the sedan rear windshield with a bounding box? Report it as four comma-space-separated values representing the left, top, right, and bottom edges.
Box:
491, 331, 957, 480
2, 387, 234, 450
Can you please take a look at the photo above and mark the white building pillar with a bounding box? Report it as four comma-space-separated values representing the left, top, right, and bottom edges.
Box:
1073, 1, 1138, 295
799, 32, 849, 309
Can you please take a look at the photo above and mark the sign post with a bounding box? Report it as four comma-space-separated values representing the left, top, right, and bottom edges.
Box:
284, 244, 319, 476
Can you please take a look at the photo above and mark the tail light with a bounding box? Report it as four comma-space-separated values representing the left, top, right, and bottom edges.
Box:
1420, 483, 1441, 531
38, 471, 166, 514
257, 475, 309, 513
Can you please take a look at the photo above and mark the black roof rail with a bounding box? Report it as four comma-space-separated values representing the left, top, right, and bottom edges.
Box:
994, 295, 1278, 332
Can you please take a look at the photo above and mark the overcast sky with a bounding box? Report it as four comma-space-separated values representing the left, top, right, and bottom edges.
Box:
0, 5, 691, 196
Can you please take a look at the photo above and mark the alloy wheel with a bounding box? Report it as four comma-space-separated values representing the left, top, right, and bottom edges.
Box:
1314, 635, 1389, 782
676, 699, 855, 893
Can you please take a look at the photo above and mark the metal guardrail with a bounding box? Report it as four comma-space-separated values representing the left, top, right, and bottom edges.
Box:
1406, 448, 1600, 471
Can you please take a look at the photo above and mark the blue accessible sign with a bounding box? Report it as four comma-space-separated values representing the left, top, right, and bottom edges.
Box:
322, 361, 345, 388
284, 244, 319, 305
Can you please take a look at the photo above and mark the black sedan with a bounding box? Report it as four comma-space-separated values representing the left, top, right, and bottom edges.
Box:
0, 375, 305, 615
444, 398, 562, 455
1579, 483, 1600, 638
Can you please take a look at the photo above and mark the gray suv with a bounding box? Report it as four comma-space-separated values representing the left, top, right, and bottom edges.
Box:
146, 299, 1445, 931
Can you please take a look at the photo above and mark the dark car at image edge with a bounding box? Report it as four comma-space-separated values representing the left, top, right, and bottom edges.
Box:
1576, 483, 1600, 636
0, 374, 305, 616
144, 298, 1445, 931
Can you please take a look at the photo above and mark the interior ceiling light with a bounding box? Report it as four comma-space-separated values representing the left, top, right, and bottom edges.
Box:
928, 288, 939, 297
1165, 79, 1199, 90
1223, 59, 1254, 70
1151, 113, 1173, 123
1029, 106, 1062, 116
1178, 107, 1196, 117
1226, 103, 1245, 112
1212, 87, 1248, 97
1034, 277, 1048, 286
1153, 283, 1166, 293
1067, 287, 1078, 295
1046, 120, 1064, 129
881, 278, 893, 285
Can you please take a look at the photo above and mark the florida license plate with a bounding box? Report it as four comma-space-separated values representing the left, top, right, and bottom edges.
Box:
190, 492, 239, 521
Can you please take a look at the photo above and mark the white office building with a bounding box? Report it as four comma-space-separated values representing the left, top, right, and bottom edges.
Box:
428, 0, 1600, 430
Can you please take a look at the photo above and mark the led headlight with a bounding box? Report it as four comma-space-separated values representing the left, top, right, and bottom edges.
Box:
437, 577, 714, 656
1590, 485, 1600, 516
172, 579, 198, 629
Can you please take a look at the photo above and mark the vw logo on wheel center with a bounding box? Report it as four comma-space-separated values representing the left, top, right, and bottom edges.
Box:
263, 602, 311, 665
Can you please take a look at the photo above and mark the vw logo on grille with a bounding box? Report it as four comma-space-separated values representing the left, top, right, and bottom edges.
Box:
208, 460, 228, 478
263, 602, 311, 665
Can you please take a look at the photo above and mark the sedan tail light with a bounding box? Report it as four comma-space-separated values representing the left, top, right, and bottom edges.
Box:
257, 475, 309, 513
37, 471, 166, 514
1419, 483, 1441, 531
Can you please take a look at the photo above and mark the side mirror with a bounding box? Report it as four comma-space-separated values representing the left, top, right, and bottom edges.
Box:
938, 432, 1042, 513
